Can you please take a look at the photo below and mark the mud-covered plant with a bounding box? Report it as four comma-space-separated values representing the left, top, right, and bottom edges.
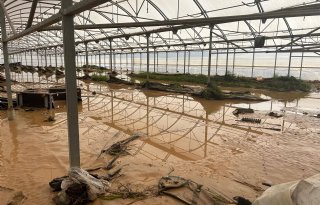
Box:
200, 81, 224, 100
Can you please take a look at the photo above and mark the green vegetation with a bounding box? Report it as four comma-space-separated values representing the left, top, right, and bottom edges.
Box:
131, 72, 208, 84
131, 72, 311, 92
200, 81, 224, 100
91, 74, 109, 82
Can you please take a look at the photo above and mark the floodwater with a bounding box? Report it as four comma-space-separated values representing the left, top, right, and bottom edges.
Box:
1, 72, 320, 204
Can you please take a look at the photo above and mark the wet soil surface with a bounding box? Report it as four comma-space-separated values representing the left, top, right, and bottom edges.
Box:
1, 72, 320, 204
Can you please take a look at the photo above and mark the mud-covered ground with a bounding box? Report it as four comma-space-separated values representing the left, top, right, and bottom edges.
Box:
1, 73, 320, 205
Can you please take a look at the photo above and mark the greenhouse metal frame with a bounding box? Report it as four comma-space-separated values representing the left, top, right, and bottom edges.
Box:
1, 0, 320, 167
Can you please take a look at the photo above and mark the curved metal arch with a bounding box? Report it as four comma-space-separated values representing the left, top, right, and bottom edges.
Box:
113, 2, 170, 48
192, 0, 224, 41
145, 0, 185, 44
92, 10, 140, 48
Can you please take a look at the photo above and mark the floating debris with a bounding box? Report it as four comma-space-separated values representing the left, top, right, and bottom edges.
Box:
100, 133, 142, 156
50, 168, 110, 205
241, 118, 262, 124
233, 108, 254, 116
268, 112, 283, 118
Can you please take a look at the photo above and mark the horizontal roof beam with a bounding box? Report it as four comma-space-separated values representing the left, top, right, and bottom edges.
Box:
40, 6, 320, 33
3, 0, 111, 42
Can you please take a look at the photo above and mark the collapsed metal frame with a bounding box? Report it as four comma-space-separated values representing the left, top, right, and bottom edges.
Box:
1, 0, 320, 167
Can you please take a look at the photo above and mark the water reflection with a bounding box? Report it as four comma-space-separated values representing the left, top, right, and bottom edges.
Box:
79, 83, 317, 162
1, 71, 319, 162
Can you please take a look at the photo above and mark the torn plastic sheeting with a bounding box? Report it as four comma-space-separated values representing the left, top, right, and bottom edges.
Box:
253, 174, 320, 205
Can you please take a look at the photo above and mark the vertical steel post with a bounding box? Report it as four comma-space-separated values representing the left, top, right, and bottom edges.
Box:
85, 43, 88, 67
299, 51, 304, 80
140, 52, 142, 72
113, 50, 116, 71
44, 48, 47, 67
200, 50, 204, 75
0, 7, 14, 120
156, 51, 158, 72
126, 53, 128, 70
207, 25, 213, 84
176, 51, 179, 72
153, 48, 156, 72
225, 42, 229, 76
216, 50, 219, 75
55, 47, 58, 68
165, 51, 168, 73
132, 49, 134, 73
30, 50, 33, 66
232, 49, 236, 74
24, 51, 27, 65
98, 50, 101, 68
274, 48, 278, 77
37, 49, 40, 66
183, 46, 186, 74
119, 52, 122, 70
188, 50, 191, 73
109, 39, 113, 71
288, 40, 293, 77
62, 0, 80, 168
251, 47, 255, 78
146, 34, 150, 81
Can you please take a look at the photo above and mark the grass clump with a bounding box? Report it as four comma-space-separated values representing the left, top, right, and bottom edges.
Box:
200, 81, 224, 100
91, 74, 109, 82
132, 72, 208, 84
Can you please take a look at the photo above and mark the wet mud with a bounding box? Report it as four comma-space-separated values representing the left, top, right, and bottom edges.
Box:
0, 72, 320, 204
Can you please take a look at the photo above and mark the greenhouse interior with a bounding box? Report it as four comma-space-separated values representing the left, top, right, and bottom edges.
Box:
0, 0, 320, 204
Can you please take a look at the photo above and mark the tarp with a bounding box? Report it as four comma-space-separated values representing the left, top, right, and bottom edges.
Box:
253, 174, 320, 205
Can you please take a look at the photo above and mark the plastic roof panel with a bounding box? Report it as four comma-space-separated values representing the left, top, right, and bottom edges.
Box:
0, 0, 319, 54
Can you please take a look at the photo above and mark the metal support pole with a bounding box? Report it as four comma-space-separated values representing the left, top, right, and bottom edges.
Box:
126, 53, 128, 70
216, 50, 219, 75
109, 39, 113, 71
165, 51, 168, 73
232, 49, 236, 74
44, 48, 47, 67
288, 40, 293, 77
132, 49, 134, 73
200, 50, 204, 74
25, 51, 27, 65
98, 50, 101, 68
140, 52, 142, 72
49, 53, 52, 67
37, 49, 39, 66
146, 34, 150, 81
208, 25, 213, 84
113, 51, 116, 71
225, 42, 229, 76
176, 51, 179, 72
0, 7, 14, 120
156, 51, 158, 72
274, 48, 278, 77
251, 47, 255, 77
55, 47, 58, 67
62, 0, 80, 168
183, 46, 186, 74
85, 43, 88, 67
120, 52, 122, 70
188, 50, 191, 73
30, 50, 33, 66
153, 49, 156, 72
299, 51, 304, 79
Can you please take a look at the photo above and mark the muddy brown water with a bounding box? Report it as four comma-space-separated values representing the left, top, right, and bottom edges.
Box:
1, 74, 320, 204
